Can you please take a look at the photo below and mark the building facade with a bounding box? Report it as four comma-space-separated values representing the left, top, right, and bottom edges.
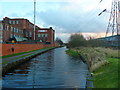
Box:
36, 27, 55, 44
97, 35, 120, 48
1, 17, 55, 44
3, 17, 40, 40
0, 20, 24, 43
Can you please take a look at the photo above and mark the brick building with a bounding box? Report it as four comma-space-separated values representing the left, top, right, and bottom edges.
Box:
36, 27, 55, 44
0, 20, 24, 43
3, 17, 40, 40
0, 17, 55, 44
0, 21, 3, 43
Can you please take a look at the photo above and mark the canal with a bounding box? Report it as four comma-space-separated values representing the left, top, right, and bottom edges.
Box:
2, 47, 88, 88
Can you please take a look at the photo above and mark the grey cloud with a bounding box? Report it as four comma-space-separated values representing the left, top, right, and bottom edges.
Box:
36, 8, 108, 33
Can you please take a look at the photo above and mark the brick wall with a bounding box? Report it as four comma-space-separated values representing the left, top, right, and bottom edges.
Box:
1, 43, 59, 56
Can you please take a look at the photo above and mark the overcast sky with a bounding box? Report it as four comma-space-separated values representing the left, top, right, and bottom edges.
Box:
0, 0, 113, 42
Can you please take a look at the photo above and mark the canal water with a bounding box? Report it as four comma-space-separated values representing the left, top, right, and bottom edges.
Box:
2, 47, 88, 88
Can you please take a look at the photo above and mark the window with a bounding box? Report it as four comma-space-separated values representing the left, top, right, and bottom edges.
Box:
18, 29, 20, 33
9, 26, 11, 31
13, 21, 15, 24
19, 30, 21, 33
0, 24, 3, 30
14, 27, 16, 32
41, 34, 45, 37
16, 28, 18, 33
15, 28, 17, 33
9, 21, 12, 24
7, 25, 9, 31
30, 32, 32, 37
21, 30, 23, 33
12, 27, 14, 32
16, 21, 19, 24
5, 25, 7, 30
38, 34, 40, 37
26, 32, 28, 37
11, 34, 13, 38
45, 34, 48, 37
0, 34, 2, 38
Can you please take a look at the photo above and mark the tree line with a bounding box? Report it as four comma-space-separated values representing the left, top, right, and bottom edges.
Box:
67, 33, 105, 48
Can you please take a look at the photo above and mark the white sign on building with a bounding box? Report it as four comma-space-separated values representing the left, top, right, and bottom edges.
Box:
38, 30, 47, 32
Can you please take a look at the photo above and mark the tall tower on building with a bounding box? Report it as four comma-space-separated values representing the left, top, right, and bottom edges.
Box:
106, 0, 120, 37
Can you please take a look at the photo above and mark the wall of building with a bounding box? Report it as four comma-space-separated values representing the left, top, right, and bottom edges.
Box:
0, 22, 3, 43
2, 17, 55, 44
36, 28, 55, 43
0, 20, 24, 43
3, 17, 40, 40
1, 43, 59, 56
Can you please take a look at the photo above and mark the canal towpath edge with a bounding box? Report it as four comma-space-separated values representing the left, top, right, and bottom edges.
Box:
1, 47, 58, 76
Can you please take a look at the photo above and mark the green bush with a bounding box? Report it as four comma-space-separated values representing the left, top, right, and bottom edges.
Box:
66, 49, 80, 58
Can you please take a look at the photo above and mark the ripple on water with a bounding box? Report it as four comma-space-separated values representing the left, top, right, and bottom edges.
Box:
2, 47, 88, 88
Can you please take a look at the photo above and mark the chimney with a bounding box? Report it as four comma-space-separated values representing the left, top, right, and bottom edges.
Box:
3, 17, 10, 24
50, 27, 52, 29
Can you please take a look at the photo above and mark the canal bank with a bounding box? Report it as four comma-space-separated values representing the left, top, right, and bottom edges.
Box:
2, 47, 89, 88
66, 47, 119, 88
2, 47, 59, 76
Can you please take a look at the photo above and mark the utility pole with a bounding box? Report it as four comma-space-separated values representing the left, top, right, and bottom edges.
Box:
34, 0, 36, 40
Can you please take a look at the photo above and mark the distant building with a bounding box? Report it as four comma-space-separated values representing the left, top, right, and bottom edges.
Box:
97, 35, 120, 48
36, 27, 55, 44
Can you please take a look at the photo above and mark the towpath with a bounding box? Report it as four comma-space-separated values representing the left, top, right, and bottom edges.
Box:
1, 47, 55, 67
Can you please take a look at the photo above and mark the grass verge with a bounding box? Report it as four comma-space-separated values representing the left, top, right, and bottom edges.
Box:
66, 49, 80, 58
93, 57, 119, 88
66, 47, 119, 88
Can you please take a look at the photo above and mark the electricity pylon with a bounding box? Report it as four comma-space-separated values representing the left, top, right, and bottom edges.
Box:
106, 0, 119, 37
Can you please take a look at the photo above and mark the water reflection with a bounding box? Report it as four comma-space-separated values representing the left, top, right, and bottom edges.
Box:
2, 47, 88, 88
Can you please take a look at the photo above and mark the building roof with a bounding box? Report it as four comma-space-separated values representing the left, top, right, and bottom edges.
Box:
96, 34, 120, 40
9, 36, 28, 42
4, 17, 41, 29
40, 27, 55, 31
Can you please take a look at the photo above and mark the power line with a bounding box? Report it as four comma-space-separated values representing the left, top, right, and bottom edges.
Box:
99, 0, 103, 3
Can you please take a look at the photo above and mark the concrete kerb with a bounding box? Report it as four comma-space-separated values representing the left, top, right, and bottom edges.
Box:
2, 47, 57, 76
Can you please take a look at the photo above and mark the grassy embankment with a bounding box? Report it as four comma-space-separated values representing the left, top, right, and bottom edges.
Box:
94, 57, 119, 88
66, 47, 119, 88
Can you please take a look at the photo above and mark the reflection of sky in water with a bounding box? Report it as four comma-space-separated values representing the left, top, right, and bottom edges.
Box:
2, 47, 88, 88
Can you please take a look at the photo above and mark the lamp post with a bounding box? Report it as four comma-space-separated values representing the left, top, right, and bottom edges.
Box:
34, 0, 36, 40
